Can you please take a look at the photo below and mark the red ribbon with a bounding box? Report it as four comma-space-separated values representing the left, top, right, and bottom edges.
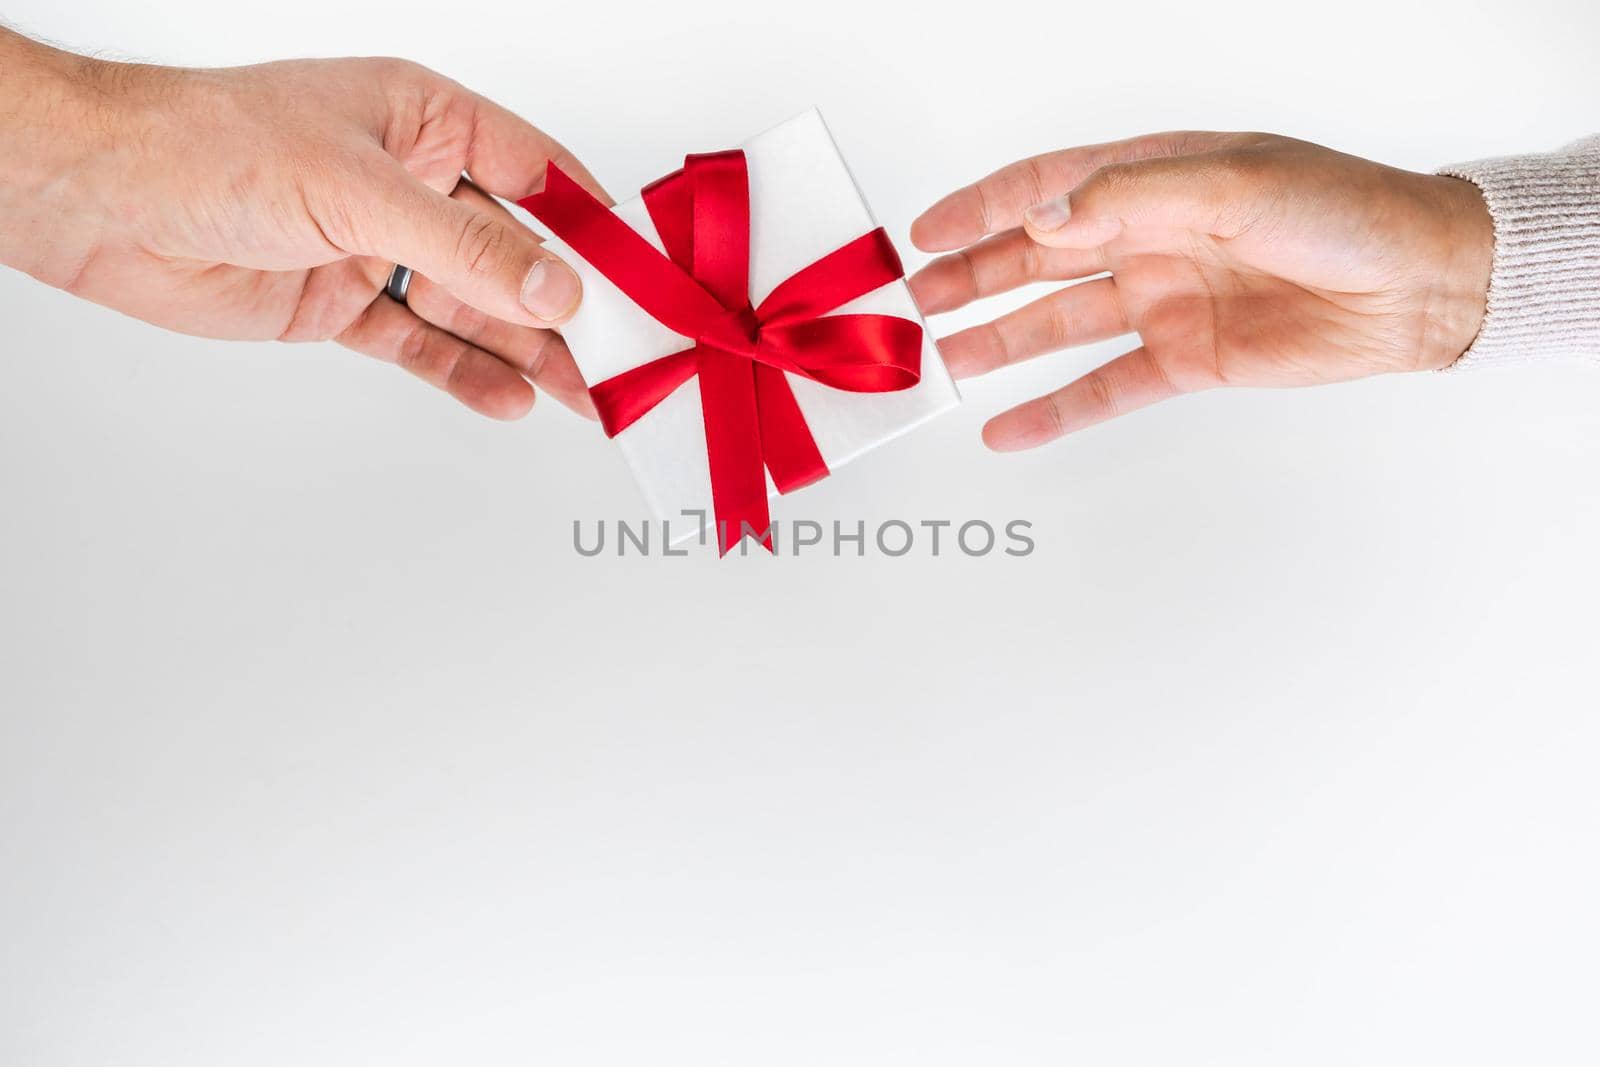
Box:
519, 150, 922, 554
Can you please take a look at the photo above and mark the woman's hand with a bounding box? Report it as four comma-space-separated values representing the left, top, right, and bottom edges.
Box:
0, 31, 604, 419
908, 132, 1494, 450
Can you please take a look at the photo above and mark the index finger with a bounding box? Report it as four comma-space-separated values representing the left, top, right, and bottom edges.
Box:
460, 93, 614, 207
910, 131, 1228, 253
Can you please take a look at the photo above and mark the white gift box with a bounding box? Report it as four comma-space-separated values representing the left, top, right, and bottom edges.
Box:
539, 109, 959, 541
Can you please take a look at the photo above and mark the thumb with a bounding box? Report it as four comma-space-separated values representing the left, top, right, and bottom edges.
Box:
1021, 154, 1252, 250
359, 166, 582, 327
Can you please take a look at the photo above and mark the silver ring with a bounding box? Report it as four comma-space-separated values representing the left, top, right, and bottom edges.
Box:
385, 264, 415, 305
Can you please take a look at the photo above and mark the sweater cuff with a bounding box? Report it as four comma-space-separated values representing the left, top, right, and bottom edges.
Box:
1438, 136, 1600, 370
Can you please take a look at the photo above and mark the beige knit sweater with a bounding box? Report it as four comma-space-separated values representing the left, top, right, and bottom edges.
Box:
1440, 136, 1600, 368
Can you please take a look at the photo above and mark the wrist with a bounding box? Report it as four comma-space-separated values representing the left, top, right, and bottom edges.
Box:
1419, 174, 1494, 370
0, 30, 136, 284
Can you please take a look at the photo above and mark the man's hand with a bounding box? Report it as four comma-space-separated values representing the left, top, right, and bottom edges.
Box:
0, 31, 605, 419
908, 132, 1495, 450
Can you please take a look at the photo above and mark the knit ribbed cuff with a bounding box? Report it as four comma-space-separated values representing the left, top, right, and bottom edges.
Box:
1438, 136, 1600, 370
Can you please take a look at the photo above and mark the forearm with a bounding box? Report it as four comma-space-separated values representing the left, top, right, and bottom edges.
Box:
1440, 136, 1600, 369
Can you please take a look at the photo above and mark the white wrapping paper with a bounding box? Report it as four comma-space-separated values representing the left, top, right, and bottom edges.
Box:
542, 109, 960, 538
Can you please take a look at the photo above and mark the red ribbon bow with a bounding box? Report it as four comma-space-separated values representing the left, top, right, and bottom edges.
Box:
520, 150, 923, 554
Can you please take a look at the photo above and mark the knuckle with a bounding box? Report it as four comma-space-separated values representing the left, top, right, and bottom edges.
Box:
983, 321, 1014, 366
956, 249, 982, 299
1019, 235, 1043, 280
525, 329, 557, 380
1081, 161, 1133, 202
441, 341, 472, 389
1041, 393, 1068, 439
971, 180, 995, 235
1018, 156, 1048, 206
1211, 147, 1268, 184
397, 323, 434, 371
448, 299, 492, 340
1139, 349, 1180, 398
987, 157, 1050, 222
1082, 370, 1120, 420
1205, 149, 1282, 235
370, 56, 433, 84
1045, 302, 1076, 350
1234, 131, 1284, 150
1133, 131, 1195, 159
1138, 130, 1240, 158
304, 182, 362, 252
455, 214, 508, 280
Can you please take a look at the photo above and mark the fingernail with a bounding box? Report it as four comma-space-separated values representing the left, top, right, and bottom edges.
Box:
1025, 197, 1071, 232
520, 258, 581, 322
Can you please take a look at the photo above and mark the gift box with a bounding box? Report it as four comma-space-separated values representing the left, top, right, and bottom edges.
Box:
523, 109, 959, 552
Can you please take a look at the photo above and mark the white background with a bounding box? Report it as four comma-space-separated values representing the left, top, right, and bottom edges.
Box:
3, 1, 1599, 1064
